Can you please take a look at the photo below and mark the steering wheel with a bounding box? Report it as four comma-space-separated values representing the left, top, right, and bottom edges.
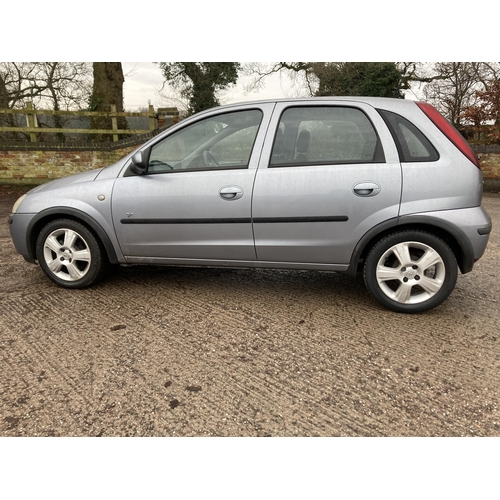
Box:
203, 151, 219, 168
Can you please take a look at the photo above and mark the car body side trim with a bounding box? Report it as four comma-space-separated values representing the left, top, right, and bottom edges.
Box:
120, 216, 349, 225
253, 216, 349, 223
121, 217, 252, 225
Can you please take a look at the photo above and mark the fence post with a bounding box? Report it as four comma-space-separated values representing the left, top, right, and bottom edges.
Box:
149, 104, 155, 131
25, 102, 37, 142
110, 104, 118, 142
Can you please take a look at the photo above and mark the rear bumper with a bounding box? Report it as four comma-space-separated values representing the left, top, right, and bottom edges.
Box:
400, 205, 492, 272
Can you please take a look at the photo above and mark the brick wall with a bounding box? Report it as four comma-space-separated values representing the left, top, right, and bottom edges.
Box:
477, 154, 500, 179
0, 147, 135, 183
475, 146, 500, 191
0, 146, 139, 183
0, 129, 163, 185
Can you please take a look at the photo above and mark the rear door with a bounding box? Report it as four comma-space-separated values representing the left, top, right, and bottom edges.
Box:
111, 104, 274, 262
252, 100, 402, 267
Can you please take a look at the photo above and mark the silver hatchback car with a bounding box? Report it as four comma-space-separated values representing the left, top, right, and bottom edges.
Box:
9, 97, 492, 313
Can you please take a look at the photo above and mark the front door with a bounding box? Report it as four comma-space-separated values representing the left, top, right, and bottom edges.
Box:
112, 105, 273, 263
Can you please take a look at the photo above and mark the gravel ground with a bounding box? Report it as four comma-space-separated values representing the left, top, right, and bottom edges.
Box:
1, 185, 499, 436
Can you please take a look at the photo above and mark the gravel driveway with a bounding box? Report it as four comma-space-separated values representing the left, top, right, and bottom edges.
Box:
1, 185, 499, 436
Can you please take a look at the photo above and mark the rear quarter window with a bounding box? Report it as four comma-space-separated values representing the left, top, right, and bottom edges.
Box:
378, 109, 439, 162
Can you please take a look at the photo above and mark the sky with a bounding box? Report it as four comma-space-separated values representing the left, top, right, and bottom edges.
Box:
8, 1, 497, 114
121, 62, 299, 111
121, 62, 433, 113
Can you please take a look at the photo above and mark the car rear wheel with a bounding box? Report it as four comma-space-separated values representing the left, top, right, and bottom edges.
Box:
363, 231, 458, 313
36, 219, 107, 288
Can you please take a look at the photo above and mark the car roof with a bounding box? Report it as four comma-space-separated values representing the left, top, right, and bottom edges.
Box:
201, 96, 419, 114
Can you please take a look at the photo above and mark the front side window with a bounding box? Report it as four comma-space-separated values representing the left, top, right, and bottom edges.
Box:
148, 109, 263, 173
270, 106, 384, 167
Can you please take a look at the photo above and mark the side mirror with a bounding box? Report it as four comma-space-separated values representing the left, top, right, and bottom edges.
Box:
129, 149, 149, 175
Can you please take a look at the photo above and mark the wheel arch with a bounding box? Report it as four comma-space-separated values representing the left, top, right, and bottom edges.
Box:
26, 207, 119, 264
347, 216, 474, 276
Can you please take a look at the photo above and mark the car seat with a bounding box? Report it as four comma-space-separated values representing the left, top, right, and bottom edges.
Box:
294, 130, 310, 163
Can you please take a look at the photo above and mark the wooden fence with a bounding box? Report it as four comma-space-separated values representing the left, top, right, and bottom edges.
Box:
0, 103, 178, 142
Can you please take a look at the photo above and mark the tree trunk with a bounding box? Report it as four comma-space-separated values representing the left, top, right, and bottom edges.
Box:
90, 62, 127, 141
0, 74, 9, 109
0, 74, 16, 140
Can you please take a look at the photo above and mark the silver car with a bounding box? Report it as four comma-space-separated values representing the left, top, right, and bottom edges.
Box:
8, 97, 492, 313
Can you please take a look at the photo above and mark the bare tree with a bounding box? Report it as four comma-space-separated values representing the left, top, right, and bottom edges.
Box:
244, 62, 500, 128
244, 62, 423, 99
0, 62, 92, 140
0, 62, 92, 110
422, 62, 494, 128
244, 62, 316, 96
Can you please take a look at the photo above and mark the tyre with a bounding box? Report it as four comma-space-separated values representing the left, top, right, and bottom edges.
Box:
363, 231, 458, 313
36, 219, 107, 289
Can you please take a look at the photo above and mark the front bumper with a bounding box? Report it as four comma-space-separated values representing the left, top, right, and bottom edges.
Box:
8, 213, 37, 264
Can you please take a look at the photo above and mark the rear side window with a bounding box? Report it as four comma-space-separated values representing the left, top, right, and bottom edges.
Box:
378, 109, 439, 162
270, 106, 385, 167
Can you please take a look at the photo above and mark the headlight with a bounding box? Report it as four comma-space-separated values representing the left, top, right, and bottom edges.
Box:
12, 194, 27, 214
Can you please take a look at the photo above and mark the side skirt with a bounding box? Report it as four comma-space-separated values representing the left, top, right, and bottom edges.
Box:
122, 256, 349, 273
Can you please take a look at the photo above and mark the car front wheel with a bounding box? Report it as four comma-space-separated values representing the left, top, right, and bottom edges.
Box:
36, 219, 107, 288
363, 231, 458, 313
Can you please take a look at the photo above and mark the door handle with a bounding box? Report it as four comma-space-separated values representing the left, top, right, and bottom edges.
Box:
353, 182, 381, 197
219, 186, 244, 201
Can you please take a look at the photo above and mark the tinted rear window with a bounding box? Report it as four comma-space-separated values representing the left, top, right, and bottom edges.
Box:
270, 106, 385, 166
378, 109, 439, 162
